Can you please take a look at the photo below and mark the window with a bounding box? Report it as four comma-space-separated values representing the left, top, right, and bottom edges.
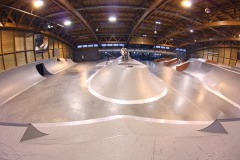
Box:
88, 44, 94, 47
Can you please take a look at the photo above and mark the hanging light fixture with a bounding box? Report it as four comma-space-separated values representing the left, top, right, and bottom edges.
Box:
205, 0, 210, 14
182, 0, 192, 8
33, 0, 44, 8
154, 25, 157, 34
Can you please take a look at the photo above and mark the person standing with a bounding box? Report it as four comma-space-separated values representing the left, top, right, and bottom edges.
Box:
82, 54, 85, 62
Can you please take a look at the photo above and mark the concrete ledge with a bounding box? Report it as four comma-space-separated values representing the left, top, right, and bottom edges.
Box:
176, 62, 190, 71
163, 58, 178, 66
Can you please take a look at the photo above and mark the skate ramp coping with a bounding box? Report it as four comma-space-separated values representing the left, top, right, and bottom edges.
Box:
42, 58, 76, 74
185, 59, 240, 106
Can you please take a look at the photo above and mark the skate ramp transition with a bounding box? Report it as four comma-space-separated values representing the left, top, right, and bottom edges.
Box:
44, 58, 76, 74
0, 58, 76, 106
185, 59, 240, 106
88, 57, 167, 104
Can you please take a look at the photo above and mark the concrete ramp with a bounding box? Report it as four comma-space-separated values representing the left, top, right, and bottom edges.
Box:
41, 58, 76, 74
0, 63, 46, 106
88, 58, 167, 104
96, 60, 114, 67
0, 58, 76, 106
185, 60, 240, 106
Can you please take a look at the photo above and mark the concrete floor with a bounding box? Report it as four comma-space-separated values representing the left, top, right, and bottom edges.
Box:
0, 61, 240, 123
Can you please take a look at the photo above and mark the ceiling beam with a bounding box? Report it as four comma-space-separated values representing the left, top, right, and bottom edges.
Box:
51, 0, 99, 44
208, 0, 233, 20
179, 37, 240, 47
0, 22, 74, 48
0, 4, 64, 27
44, 5, 147, 18
156, 21, 238, 44
195, 21, 240, 29
155, 10, 202, 24
126, 0, 167, 44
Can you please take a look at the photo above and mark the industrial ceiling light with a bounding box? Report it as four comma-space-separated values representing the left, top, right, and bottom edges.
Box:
47, 24, 54, 28
109, 16, 116, 22
33, 0, 44, 8
64, 20, 71, 26
154, 25, 157, 34
143, 35, 147, 37
205, 0, 210, 14
96, 28, 99, 32
182, 0, 192, 8
190, 29, 194, 33
205, 7, 210, 14
155, 21, 161, 24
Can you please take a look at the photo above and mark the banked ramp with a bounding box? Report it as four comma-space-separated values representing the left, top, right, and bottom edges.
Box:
184, 59, 240, 106
0, 58, 76, 106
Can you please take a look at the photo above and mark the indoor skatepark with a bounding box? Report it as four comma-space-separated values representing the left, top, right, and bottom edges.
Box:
1, 0, 240, 159
1, 57, 240, 159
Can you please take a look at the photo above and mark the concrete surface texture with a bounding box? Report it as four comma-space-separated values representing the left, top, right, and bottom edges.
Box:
0, 117, 240, 160
88, 58, 167, 104
0, 58, 76, 106
1, 59, 240, 159
0, 61, 240, 123
184, 59, 240, 107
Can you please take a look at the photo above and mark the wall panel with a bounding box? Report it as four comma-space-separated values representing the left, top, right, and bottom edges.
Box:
203, 53, 208, 59
218, 48, 224, 57
0, 29, 72, 72
218, 57, 224, 64
49, 38, 54, 49
16, 52, 26, 66
2, 30, 14, 53
213, 55, 218, 62
15, 31, 25, 51
207, 54, 213, 60
27, 51, 35, 64
49, 49, 54, 58
60, 49, 63, 58
225, 48, 231, 59
3, 54, 15, 69
229, 60, 236, 66
43, 51, 48, 59
0, 56, 4, 71
223, 58, 230, 66
231, 48, 237, 60
54, 40, 59, 48
36, 53, 43, 61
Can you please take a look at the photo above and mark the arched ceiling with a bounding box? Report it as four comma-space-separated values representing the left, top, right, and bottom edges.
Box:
0, 0, 240, 48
